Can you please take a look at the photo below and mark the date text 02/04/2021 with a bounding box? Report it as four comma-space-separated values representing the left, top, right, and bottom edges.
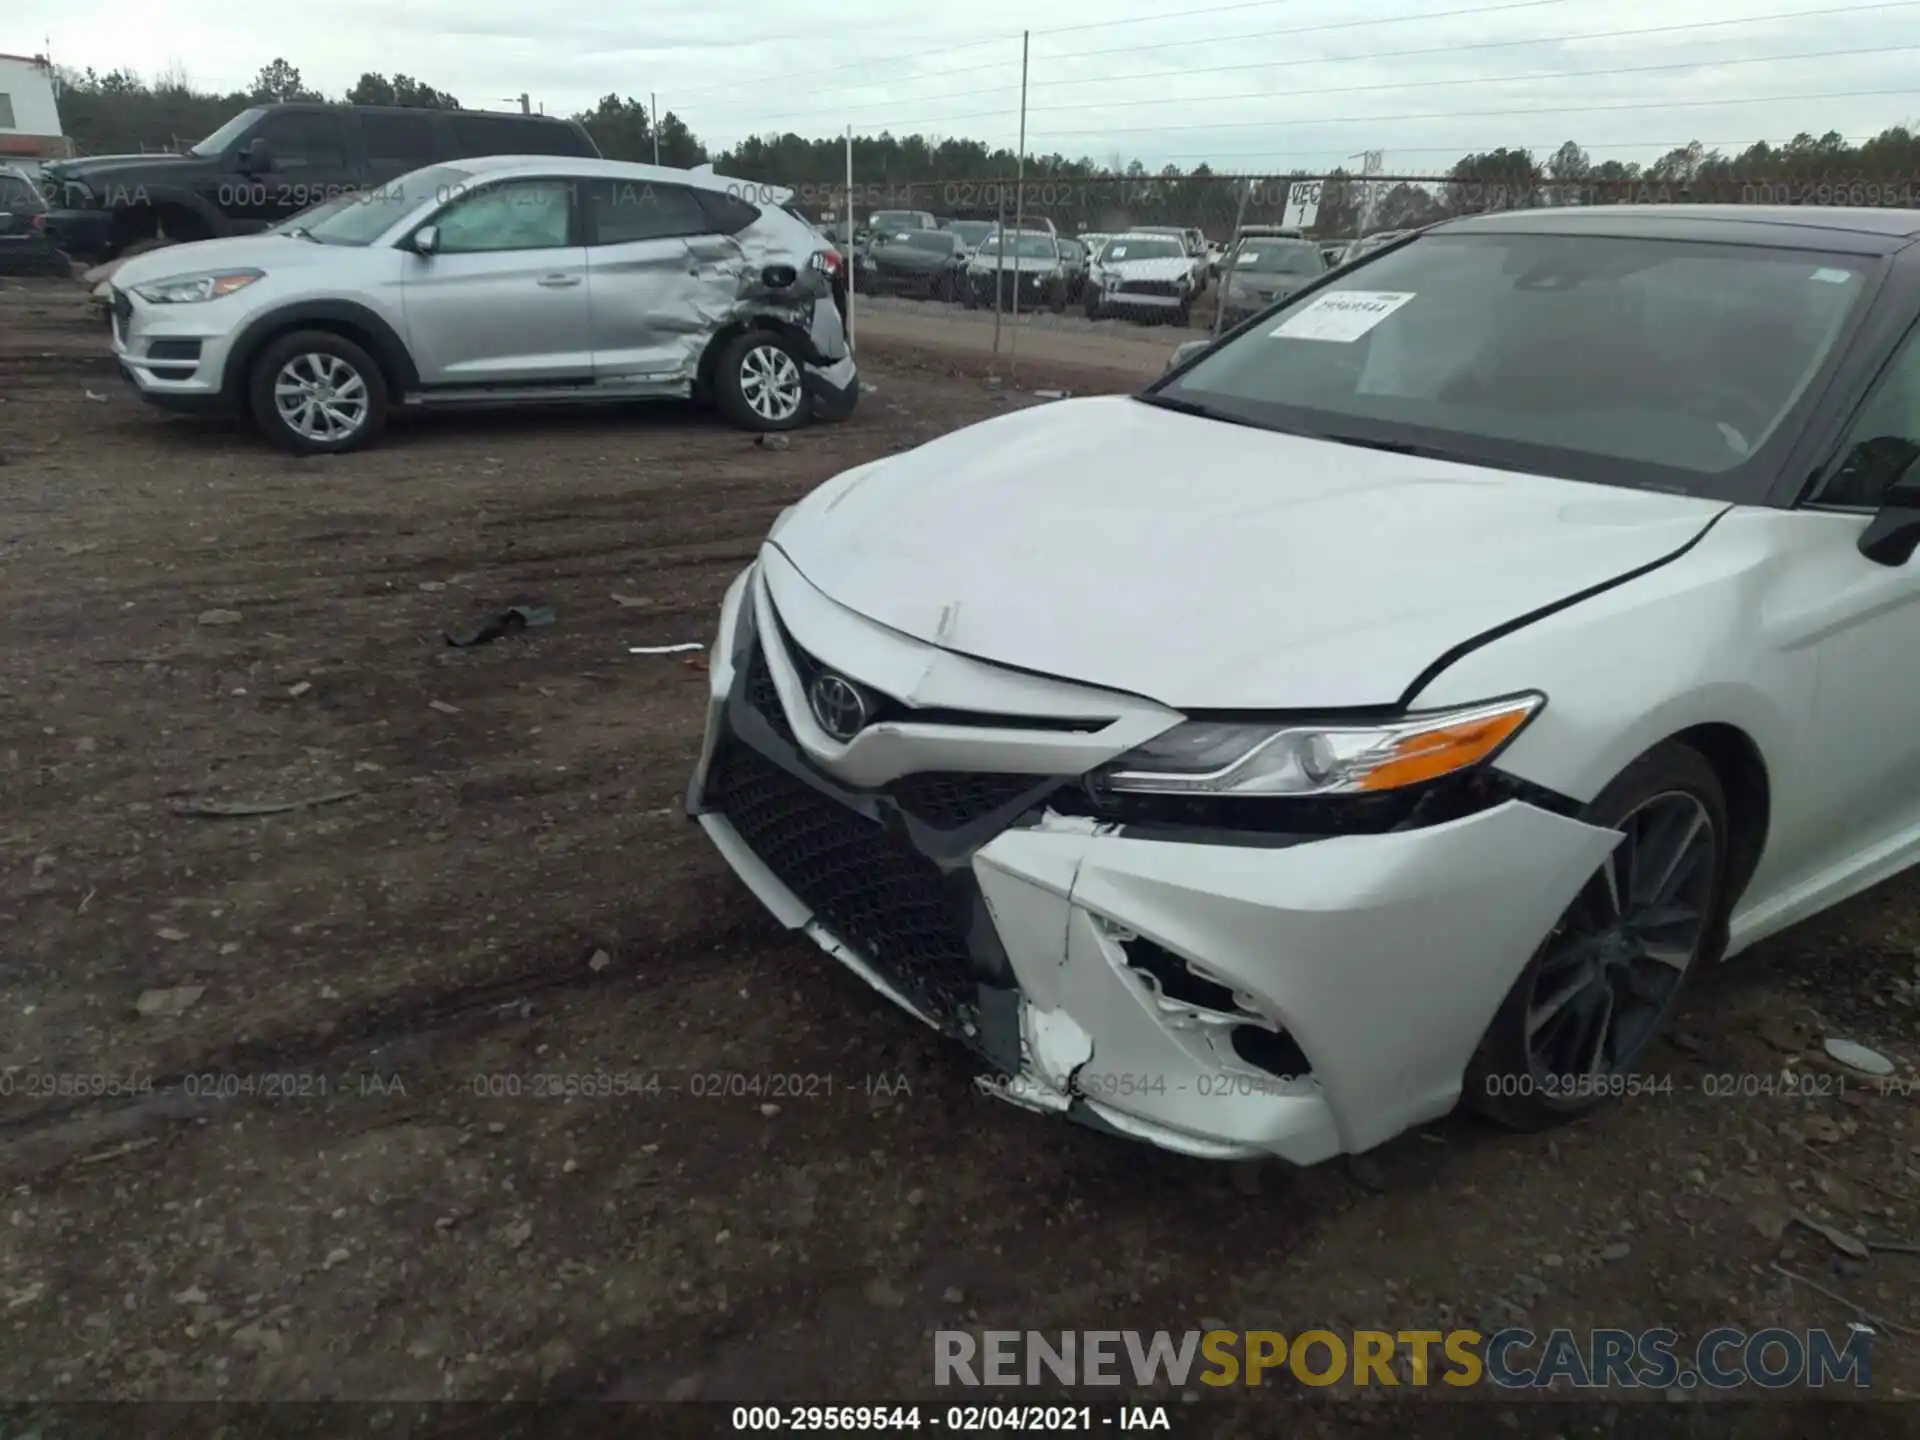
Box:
729, 1405, 1172, 1432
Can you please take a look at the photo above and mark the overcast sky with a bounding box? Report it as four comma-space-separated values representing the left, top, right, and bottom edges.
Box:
11, 0, 1919, 170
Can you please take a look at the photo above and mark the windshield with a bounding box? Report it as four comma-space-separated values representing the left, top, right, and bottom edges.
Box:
948, 221, 994, 246
1100, 237, 1184, 263
1157, 231, 1872, 497
903, 232, 956, 253
291, 165, 472, 245
1232, 244, 1325, 276
979, 233, 1058, 260
873, 211, 928, 230
191, 108, 267, 157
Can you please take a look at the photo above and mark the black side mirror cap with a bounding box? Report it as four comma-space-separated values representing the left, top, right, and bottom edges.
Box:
1853, 446, 1920, 565
243, 137, 273, 173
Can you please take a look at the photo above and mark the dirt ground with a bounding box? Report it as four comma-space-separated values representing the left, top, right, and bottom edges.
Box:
1, 275, 1917, 1433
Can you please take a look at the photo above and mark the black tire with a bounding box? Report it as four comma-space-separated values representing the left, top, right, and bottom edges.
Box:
1172, 300, 1193, 327
812, 375, 860, 424
711, 329, 809, 433
1048, 286, 1066, 314
962, 281, 979, 310
246, 329, 389, 456
1466, 741, 1730, 1131
1085, 298, 1102, 321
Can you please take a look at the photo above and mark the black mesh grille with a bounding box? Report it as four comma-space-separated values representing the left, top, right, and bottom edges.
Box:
1118, 280, 1181, 298
888, 771, 1041, 829
743, 640, 795, 743
705, 741, 977, 1029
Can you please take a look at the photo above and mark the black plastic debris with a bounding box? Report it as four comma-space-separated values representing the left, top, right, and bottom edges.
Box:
445, 604, 556, 648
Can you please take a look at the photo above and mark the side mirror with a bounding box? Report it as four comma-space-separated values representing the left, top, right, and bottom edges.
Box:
1856, 447, 1920, 565
243, 137, 273, 173
1166, 339, 1209, 373
410, 224, 439, 256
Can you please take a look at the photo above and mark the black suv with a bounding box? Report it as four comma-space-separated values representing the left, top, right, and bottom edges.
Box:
0, 164, 66, 275
41, 103, 600, 263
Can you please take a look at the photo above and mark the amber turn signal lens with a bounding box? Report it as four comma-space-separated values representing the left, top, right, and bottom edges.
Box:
1354, 704, 1536, 792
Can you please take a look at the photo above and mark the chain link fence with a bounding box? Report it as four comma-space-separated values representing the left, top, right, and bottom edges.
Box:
778, 169, 1920, 337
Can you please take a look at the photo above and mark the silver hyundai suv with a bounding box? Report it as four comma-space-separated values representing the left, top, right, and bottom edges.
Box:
107, 157, 859, 454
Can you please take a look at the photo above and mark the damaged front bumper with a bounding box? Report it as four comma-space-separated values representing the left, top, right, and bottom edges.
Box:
686, 560, 1619, 1165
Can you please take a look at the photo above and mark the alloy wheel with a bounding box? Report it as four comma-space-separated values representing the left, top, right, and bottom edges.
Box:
1525, 790, 1717, 1084
273, 352, 369, 444
739, 343, 804, 423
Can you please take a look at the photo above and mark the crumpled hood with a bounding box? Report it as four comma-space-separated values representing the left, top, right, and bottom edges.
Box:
113, 232, 363, 288
769, 396, 1729, 710
1099, 256, 1193, 283
1228, 272, 1311, 299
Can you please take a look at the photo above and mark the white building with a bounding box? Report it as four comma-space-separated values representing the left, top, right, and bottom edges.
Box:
0, 53, 68, 159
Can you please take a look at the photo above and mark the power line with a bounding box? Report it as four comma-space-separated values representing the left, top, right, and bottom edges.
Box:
709, 40, 1912, 135
689, 0, 1917, 129
690, 0, 1582, 119
666, 34, 1018, 104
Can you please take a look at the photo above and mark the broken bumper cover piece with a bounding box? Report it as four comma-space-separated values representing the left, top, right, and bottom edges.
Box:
686, 561, 1619, 1165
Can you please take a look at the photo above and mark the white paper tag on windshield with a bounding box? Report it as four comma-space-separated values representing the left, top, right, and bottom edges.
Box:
1271, 290, 1415, 342
1237, 252, 1261, 264
1810, 267, 1853, 284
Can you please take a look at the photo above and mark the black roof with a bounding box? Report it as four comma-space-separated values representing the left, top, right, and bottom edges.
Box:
1437, 204, 1920, 253
260, 101, 582, 126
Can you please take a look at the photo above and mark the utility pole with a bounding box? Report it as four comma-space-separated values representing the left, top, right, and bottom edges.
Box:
651, 93, 661, 166
1213, 176, 1252, 340
845, 124, 856, 351
519, 93, 530, 115
1007, 30, 1030, 376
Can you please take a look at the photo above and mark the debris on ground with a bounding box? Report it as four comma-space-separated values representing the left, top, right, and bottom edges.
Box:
755, 434, 790, 451
195, 609, 243, 627
171, 790, 359, 819
630, 642, 704, 656
287, 681, 312, 699
1034, 389, 1072, 400
445, 604, 556, 649
135, 984, 206, 1018
84, 390, 107, 403
610, 594, 655, 609
429, 699, 461, 714
1794, 1213, 1870, 1259
1824, 1037, 1896, 1076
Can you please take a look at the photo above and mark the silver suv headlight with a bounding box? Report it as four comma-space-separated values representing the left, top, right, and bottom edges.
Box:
131, 269, 265, 305
1100, 695, 1544, 797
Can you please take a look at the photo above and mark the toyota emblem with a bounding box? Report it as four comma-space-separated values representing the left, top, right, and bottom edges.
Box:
807, 672, 870, 741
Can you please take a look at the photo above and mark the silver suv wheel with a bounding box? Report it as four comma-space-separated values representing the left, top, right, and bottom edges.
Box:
274, 352, 370, 443
738, 342, 803, 424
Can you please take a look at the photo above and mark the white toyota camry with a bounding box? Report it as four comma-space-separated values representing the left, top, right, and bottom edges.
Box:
688, 205, 1920, 1164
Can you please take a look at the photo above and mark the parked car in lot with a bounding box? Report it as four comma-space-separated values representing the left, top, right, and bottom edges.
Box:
39, 102, 599, 264
689, 204, 1920, 1165
866, 228, 969, 300
1056, 235, 1090, 302
107, 156, 858, 453
963, 229, 1068, 311
1135, 225, 1210, 291
1085, 232, 1197, 322
941, 218, 996, 260
1216, 235, 1329, 327
0, 163, 66, 276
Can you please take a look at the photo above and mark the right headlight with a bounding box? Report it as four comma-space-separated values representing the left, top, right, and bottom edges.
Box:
1100, 694, 1544, 798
